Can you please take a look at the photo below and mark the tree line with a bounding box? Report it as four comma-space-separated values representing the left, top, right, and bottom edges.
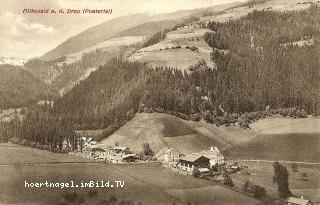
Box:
1, 104, 78, 152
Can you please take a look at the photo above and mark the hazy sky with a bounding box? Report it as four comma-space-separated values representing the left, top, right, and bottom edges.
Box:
0, 0, 245, 59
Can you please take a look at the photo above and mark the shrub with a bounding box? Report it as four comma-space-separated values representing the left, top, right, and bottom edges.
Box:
176, 112, 190, 120
253, 185, 266, 199
192, 168, 201, 178
186, 46, 199, 52
239, 116, 250, 128
190, 113, 201, 121
224, 175, 234, 187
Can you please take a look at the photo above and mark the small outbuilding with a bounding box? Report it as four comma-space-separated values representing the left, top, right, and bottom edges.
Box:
286, 197, 314, 205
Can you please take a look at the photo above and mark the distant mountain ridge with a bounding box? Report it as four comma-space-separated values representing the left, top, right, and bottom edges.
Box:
0, 57, 26, 67
41, 9, 209, 61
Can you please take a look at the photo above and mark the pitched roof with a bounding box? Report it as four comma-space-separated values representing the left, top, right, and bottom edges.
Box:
287, 197, 310, 205
180, 154, 209, 162
122, 154, 138, 159
200, 147, 222, 156
91, 147, 105, 152
113, 146, 129, 151
155, 147, 179, 158
198, 168, 210, 172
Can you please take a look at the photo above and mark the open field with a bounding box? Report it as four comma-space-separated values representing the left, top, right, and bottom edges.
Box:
250, 117, 320, 135
225, 118, 320, 163
231, 161, 320, 204
225, 133, 320, 163
0, 143, 91, 164
0, 144, 259, 205
165, 186, 259, 205
129, 49, 210, 72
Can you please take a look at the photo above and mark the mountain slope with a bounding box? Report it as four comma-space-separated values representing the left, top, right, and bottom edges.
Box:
101, 112, 231, 154
0, 65, 57, 109
53, 59, 148, 127
41, 9, 207, 61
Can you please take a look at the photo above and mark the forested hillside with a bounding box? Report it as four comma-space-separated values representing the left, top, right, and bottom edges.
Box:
0, 65, 57, 109
54, 59, 148, 130
56, 6, 319, 130
203, 5, 319, 115
2, 6, 319, 147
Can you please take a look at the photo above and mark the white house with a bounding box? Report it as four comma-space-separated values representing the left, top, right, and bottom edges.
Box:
155, 147, 180, 162
201, 146, 225, 166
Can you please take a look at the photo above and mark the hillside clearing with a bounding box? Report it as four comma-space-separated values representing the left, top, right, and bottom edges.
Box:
129, 48, 212, 72
101, 113, 239, 153
128, 27, 215, 71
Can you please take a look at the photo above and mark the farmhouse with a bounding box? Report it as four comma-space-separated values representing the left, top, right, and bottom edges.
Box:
108, 153, 139, 163
91, 147, 105, 157
155, 147, 180, 162
122, 154, 139, 163
177, 153, 210, 173
200, 146, 225, 166
286, 197, 314, 205
109, 155, 124, 164
112, 146, 130, 156
105, 146, 139, 163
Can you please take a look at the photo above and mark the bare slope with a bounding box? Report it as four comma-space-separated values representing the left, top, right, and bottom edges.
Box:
101, 112, 319, 163
100, 113, 252, 153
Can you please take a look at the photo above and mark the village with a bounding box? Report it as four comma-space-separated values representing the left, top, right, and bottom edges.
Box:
66, 134, 238, 176
63, 135, 315, 205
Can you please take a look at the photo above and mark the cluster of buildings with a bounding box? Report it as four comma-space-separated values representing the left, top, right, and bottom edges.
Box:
155, 146, 225, 175
66, 136, 139, 164
85, 145, 139, 164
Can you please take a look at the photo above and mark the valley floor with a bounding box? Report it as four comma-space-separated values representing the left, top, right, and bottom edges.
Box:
0, 143, 259, 205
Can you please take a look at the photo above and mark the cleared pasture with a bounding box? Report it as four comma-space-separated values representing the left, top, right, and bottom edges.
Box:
232, 161, 320, 203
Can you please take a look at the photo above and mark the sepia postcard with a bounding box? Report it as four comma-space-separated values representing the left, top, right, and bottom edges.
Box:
0, 0, 319, 204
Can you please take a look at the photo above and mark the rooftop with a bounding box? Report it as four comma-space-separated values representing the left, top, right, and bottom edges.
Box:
287, 197, 311, 205
113, 146, 129, 151
180, 153, 209, 162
